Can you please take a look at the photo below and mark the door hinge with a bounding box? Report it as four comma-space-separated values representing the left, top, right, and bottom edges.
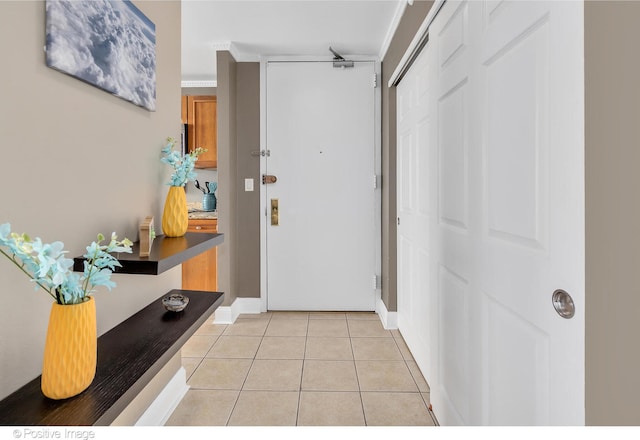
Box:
373, 73, 378, 88
373, 275, 381, 290
373, 175, 381, 189
251, 149, 271, 157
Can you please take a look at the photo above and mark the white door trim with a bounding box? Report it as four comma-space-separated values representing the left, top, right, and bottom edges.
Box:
259, 59, 268, 313
259, 56, 382, 311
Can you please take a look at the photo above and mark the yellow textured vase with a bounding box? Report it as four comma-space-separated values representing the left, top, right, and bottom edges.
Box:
162, 186, 188, 237
41, 297, 97, 400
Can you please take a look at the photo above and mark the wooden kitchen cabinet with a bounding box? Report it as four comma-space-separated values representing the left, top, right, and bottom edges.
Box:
183, 95, 217, 169
181, 96, 188, 124
182, 218, 218, 291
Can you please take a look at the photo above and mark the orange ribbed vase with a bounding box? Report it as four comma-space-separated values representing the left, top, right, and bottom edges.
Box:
162, 186, 188, 237
41, 297, 97, 400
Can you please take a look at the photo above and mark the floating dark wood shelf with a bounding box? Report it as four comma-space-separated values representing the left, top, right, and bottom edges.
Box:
0, 290, 224, 426
73, 232, 224, 275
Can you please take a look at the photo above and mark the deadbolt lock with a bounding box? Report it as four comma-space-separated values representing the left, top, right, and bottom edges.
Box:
263, 174, 278, 185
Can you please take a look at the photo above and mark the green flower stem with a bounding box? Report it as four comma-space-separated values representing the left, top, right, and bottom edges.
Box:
81, 246, 100, 297
0, 248, 57, 302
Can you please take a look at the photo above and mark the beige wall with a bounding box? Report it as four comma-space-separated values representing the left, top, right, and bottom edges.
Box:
585, 0, 640, 426
0, 1, 182, 399
381, 1, 434, 311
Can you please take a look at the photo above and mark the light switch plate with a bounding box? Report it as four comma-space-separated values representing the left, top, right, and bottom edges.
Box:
245, 178, 254, 192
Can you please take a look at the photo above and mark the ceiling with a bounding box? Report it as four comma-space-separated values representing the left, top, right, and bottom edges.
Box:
181, 0, 407, 86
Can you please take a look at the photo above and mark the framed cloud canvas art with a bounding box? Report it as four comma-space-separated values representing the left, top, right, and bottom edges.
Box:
45, 0, 156, 111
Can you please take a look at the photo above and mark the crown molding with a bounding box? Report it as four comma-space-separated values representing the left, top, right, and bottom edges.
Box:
379, 0, 408, 61
181, 80, 217, 88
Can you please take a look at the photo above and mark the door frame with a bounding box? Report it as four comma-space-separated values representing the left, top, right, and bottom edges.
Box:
259, 56, 383, 312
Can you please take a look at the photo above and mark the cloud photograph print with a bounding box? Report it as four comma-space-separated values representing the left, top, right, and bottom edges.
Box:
45, 0, 156, 111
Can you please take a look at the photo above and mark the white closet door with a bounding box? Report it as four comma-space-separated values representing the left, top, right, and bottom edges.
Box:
397, 0, 585, 425
476, 0, 584, 425
397, 42, 436, 385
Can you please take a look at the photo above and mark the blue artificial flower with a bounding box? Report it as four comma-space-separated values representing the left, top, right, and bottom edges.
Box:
31, 239, 66, 279
51, 256, 74, 286
0, 223, 10, 244
0, 224, 132, 305
161, 137, 206, 187
86, 268, 117, 291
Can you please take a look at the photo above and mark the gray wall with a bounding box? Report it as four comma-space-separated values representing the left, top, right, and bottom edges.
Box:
183, 61, 260, 305
381, 1, 434, 311
235, 63, 261, 300
0, 1, 182, 399
217, 51, 238, 307
217, 53, 261, 306
217, 51, 260, 306
585, 0, 640, 426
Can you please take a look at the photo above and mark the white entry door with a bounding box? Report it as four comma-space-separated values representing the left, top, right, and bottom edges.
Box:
265, 61, 378, 311
397, 0, 585, 425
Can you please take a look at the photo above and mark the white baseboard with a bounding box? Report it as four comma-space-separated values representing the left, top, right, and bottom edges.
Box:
135, 367, 189, 426
376, 297, 398, 330
213, 297, 263, 324
212, 305, 233, 324
215, 297, 395, 328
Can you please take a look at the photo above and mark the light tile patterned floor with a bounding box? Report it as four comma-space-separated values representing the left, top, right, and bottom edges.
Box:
166, 311, 438, 426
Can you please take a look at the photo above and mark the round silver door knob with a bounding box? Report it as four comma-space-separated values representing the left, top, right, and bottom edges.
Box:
552, 289, 575, 319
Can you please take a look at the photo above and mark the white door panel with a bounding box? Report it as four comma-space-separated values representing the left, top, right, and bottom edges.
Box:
397, 0, 584, 426
477, 0, 584, 425
397, 39, 435, 387
433, 1, 474, 422
265, 61, 378, 311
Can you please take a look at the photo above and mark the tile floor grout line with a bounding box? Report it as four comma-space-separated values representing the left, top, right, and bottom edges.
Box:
226, 313, 272, 426
346, 321, 369, 426
184, 331, 222, 383
391, 329, 438, 425
218, 322, 242, 427
295, 316, 311, 426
